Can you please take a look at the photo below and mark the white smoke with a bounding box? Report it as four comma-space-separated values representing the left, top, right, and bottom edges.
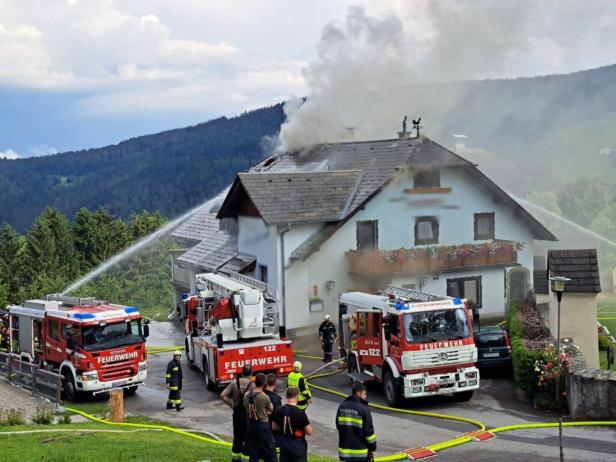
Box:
277, 1, 535, 151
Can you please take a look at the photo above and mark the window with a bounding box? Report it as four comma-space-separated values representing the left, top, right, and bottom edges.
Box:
258, 264, 268, 284
356, 220, 378, 251
474, 213, 495, 240
49, 320, 60, 341
447, 276, 482, 308
413, 170, 440, 188
414, 216, 439, 245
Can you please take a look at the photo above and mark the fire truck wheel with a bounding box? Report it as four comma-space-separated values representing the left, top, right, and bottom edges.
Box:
203, 358, 217, 392
62, 371, 80, 402
383, 369, 401, 407
453, 390, 474, 402
347, 354, 359, 374
123, 386, 138, 396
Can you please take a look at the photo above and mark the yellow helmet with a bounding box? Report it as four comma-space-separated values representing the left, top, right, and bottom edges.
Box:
292, 361, 302, 371
173, 350, 182, 356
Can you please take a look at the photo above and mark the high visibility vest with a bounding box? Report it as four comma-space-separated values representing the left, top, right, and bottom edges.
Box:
287, 371, 311, 409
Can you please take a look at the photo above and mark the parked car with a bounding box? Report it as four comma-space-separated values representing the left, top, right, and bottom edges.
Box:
475, 326, 512, 371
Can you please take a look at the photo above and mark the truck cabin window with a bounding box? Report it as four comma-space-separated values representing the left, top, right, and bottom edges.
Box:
82, 320, 143, 351
402, 309, 470, 343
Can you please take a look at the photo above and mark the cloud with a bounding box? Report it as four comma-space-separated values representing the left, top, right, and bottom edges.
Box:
0, 149, 20, 160
28, 146, 59, 157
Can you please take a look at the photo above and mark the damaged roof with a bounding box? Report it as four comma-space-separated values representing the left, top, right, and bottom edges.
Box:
548, 249, 601, 293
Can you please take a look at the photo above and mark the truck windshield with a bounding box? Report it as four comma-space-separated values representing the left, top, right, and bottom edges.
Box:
403, 309, 470, 343
81, 320, 142, 351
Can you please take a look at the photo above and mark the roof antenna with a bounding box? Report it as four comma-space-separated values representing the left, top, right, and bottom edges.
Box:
412, 117, 422, 138
398, 116, 410, 140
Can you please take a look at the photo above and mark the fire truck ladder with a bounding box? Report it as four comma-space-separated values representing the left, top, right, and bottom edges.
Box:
46, 294, 102, 307
218, 271, 279, 303
382, 286, 448, 303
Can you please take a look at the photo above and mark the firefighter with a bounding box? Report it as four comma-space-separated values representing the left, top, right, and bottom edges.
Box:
272, 387, 313, 462
318, 314, 337, 363
244, 373, 277, 462
287, 361, 311, 411
165, 350, 184, 411
220, 365, 255, 462
336, 383, 377, 462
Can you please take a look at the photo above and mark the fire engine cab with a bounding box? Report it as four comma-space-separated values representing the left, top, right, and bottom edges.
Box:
339, 286, 479, 405
183, 271, 293, 390
9, 295, 149, 400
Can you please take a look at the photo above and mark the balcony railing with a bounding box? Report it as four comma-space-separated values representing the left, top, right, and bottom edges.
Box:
346, 241, 522, 276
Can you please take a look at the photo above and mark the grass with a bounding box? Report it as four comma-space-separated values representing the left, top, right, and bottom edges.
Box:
0, 422, 335, 462
597, 294, 616, 370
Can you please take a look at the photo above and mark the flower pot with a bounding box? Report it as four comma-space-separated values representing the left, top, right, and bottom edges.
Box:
429, 256, 447, 271
448, 256, 463, 269
487, 253, 498, 264
463, 254, 485, 266
495, 246, 515, 264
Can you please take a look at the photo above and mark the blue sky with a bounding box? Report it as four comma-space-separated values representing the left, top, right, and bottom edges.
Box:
2, 0, 616, 157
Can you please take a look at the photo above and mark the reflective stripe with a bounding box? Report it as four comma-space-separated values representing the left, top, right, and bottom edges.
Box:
339, 448, 369, 459
337, 416, 364, 425
169, 386, 178, 391
165, 374, 171, 378
167, 399, 182, 404
366, 433, 377, 443
231, 452, 241, 457
172, 367, 179, 371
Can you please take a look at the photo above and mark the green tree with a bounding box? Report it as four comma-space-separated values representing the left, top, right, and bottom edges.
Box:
130, 210, 167, 240
0, 223, 25, 302
39, 208, 79, 280
24, 214, 58, 283
557, 176, 613, 227
0, 282, 8, 308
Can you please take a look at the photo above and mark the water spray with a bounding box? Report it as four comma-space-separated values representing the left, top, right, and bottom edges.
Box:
61, 188, 229, 295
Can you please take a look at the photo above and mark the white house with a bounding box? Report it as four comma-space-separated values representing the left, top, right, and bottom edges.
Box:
171, 134, 556, 337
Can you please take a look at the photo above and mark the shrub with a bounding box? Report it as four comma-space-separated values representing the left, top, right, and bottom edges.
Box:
32, 407, 54, 425
598, 335, 610, 351
58, 412, 72, 424
0, 408, 25, 426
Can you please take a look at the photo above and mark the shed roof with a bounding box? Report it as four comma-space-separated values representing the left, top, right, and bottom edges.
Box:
547, 249, 601, 293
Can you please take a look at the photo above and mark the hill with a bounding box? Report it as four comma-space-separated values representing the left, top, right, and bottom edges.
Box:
3, 64, 616, 231
0, 104, 285, 232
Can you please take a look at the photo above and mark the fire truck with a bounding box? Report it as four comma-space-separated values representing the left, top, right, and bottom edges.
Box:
182, 271, 293, 390
9, 295, 149, 400
339, 286, 479, 406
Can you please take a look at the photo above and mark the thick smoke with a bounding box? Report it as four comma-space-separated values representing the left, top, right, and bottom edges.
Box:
278, 2, 533, 151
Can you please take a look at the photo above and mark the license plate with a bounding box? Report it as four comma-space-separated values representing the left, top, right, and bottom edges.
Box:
437, 378, 454, 385
112, 380, 128, 387
483, 352, 499, 358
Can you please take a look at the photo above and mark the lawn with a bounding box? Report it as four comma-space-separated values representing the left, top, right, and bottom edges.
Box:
0, 423, 335, 462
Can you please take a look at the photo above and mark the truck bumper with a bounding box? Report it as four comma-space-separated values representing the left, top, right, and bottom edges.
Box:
402, 367, 480, 398
78, 369, 148, 393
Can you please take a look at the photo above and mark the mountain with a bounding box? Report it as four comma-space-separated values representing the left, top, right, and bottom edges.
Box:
3, 64, 616, 232
0, 104, 285, 232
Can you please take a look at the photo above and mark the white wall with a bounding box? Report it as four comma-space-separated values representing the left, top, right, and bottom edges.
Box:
282, 167, 538, 330
237, 216, 279, 289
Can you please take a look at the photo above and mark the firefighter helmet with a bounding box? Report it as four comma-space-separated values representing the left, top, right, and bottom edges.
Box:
173, 350, 182, 356
293, 361, 302, 371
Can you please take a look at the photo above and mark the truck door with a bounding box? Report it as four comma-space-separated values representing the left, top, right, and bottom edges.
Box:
356, 311, 383, 366
385, 314, 402, 359
44, 319, 65, 364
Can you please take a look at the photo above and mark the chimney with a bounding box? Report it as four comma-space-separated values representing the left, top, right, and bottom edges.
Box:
453, 134, 467, 153
398, 130, 411, 140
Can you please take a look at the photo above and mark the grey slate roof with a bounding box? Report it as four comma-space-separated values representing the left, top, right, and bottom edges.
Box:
232, 170, 362, 225
534, 269, 549, 295
218, 254, 256, 273
547, 249, 601, 293
171, 210, 220, 244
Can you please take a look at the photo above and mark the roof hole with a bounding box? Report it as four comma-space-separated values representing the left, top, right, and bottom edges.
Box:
287, 178, 292, 182
268, 179, 273, 183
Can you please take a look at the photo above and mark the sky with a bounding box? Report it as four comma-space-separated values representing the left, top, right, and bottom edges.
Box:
2, 0, 616, 158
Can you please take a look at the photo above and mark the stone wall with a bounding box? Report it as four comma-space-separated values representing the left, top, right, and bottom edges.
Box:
566, 350, 616, 419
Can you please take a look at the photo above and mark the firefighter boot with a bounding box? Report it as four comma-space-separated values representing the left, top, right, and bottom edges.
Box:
166, 402, 174, 410
176, 404, 185, 412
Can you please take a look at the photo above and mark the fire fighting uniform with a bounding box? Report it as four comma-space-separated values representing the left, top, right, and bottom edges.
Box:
318, 319, 337, 363
336, 396, 377, 461
227, 377, 255, 462
165, 358, 183, 410
244, 389, 277, 462
287, 371, 311, 411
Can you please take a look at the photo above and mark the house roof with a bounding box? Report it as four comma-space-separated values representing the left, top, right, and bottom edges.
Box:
171, 210, 220, 244
217, 170, 362, 225
547, 249, 601, 293
533, 269, 549, 295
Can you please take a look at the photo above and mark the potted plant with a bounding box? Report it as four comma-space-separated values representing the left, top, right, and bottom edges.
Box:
428, 246, 447, 271
448, 245, 463, 268
487, 241, 500, 264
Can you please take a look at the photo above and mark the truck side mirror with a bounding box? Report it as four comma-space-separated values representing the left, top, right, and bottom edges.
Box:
143, 323, 150, 338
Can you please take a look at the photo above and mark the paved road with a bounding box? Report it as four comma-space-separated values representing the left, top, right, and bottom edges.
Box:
116, 322, 616, 461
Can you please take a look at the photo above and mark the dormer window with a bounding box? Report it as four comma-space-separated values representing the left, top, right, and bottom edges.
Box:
413, 170, 440, 188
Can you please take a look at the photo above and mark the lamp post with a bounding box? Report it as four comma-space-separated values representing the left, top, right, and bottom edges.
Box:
550, 275, 571, 462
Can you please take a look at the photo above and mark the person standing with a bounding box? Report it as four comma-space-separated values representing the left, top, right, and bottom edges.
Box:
607, 344, 614, 370
272, 387, 313, 462
244, 373, 277, 462
336, 383, 377, 462
220, 365, 255, 462
165, 351, 184, 411
287, 361, 312, 411
264, 373, 283, 416
319, 315, 337, 363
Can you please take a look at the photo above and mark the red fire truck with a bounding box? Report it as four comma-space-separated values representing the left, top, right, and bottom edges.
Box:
182, 272, 293, 390
9, 295, 149, 400
339, 286, 479, 405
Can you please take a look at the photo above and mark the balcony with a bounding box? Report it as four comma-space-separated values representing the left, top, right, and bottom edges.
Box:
346, 241, 522, 276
